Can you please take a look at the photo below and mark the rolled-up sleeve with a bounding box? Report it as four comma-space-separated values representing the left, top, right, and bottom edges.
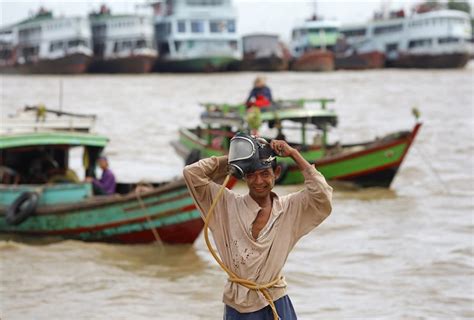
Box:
183, 156, 231, 231
285, 165, 333, 244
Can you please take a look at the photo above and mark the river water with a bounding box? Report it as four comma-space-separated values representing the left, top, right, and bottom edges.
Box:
0, 64, 473, 319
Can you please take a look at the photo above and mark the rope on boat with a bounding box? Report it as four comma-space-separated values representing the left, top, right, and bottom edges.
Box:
204, 174, 281, 320
412, 145, 451, 194
135, 183, 163, 246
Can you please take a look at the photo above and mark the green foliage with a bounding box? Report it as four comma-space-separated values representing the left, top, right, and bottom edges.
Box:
447, 0, 471, 14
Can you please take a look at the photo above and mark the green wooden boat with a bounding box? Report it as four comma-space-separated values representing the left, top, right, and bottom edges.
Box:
0, 131, 235, 244
171, 99, 422, 188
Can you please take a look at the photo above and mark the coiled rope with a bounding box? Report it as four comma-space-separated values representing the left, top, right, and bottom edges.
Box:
203, 174, 281, 320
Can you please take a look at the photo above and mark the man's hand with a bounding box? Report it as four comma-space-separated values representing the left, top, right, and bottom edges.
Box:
271, 140, 312, 171
270, 140, 295, 158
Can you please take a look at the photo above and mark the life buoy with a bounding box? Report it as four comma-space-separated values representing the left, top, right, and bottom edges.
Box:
275, 162, 289, 184
6, 192, 39, 225
185, 149, 201, 166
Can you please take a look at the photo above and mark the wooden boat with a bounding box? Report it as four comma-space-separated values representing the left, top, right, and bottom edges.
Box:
238, 34, 289, 71
171, 99, 422, 188
0, 131, 235, 244
290, 50, 334, 72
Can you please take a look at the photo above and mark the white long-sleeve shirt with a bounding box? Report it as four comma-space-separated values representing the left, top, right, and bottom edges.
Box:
183, 156, 333, 313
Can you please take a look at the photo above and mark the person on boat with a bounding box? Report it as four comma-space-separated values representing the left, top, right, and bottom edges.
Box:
246, 76, 273, 109
86, 156, 116, 195
183, 138, 333, 320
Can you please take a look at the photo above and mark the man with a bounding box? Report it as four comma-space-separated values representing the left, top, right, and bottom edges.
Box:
183, 139, 333, 319
86, 156, 116, 195
246, 76, 273, 109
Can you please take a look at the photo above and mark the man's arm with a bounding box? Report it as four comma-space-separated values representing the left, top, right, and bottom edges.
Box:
183, 156, 231, 230
270, 140, 333, 242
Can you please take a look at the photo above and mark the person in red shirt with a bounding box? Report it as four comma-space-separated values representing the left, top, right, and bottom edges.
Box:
246, 76, 273, 109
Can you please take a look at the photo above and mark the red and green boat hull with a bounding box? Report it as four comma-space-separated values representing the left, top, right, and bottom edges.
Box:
0, 179, 235, 244
174, 123, 421, 188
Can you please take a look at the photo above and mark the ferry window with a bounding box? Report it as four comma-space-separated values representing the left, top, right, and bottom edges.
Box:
68, 40, 80, 48
49, 41, 63, 52
158, 42, 170, 55
438, 37, 460, 44
229, 40, 237, 49
122, 41, 132, 49
374, 24, 402, 35
341, 28, 366, 37
227, 20, 235, 33
136, 39, 147, 48
210, 20, 224, 33
191, 20, 205, 33
386, 43, 398, 51
155, 23, 170, 39
178, 20, 186, 33
175, 41, 182, 52
408, 38, 432, 48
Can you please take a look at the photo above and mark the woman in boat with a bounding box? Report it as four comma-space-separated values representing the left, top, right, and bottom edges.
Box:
246, 76, 273, 109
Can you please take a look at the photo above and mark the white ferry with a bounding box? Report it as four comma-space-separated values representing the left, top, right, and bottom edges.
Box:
151, 0, 241, 72
89, 5, 157, 73
289, 16, 340, 71
0, 8, 92, 74
341, 8, 472, 68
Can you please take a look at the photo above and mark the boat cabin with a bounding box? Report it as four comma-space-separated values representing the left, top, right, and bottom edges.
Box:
0, 131, 107, 185
179, 99, 338, 161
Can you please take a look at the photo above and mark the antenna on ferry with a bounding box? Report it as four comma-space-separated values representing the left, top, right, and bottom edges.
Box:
312, 0, 318, 20
59, 78, 63, 112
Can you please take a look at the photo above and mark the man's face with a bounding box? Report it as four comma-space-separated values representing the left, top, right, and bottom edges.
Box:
245, 167, 281, 199
98, 159, 108, 170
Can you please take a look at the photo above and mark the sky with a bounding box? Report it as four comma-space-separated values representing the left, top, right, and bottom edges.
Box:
1, 0, 472, 41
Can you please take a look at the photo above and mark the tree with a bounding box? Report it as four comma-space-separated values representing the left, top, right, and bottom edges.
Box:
447, 0, 471, 15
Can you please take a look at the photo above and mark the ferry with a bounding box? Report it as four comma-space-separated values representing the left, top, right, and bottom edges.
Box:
151, 0, 241, 72
289, 16, 339, 72
0, 8, 93, 74
88, 5, 157, 73
0, 28, 15, 69
340, 7, 472, 68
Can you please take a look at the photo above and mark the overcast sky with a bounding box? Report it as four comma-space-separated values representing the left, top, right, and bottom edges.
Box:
1, 0, 472, 41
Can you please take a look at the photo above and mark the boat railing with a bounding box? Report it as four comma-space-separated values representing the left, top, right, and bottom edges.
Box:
1, 105, 97, 134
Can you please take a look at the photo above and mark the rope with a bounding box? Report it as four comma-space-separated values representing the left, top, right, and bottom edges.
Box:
203, 174, 281, 320
135, 183, 164, 246
413, 145, 451, 194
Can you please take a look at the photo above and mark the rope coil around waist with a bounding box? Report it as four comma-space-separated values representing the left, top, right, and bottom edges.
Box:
203, 174, 281, 320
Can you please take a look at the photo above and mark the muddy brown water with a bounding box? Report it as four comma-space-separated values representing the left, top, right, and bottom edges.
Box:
1, 64, 473, 319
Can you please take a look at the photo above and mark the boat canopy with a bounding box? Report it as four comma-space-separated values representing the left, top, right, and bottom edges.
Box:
0, 131, 109, 150
260, 108, 337, 129
200, 98, 338, 130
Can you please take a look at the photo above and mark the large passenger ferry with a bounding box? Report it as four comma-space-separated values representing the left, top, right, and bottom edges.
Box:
0, 8, 92, 74
340, 7, 472, 68
151, 0, 241, 72
88, 5, 157, 73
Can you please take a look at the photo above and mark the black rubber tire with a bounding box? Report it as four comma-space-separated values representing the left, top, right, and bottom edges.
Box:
185, 149, 201, 166
275, 162, 289, 184
6, 192, 39, 225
